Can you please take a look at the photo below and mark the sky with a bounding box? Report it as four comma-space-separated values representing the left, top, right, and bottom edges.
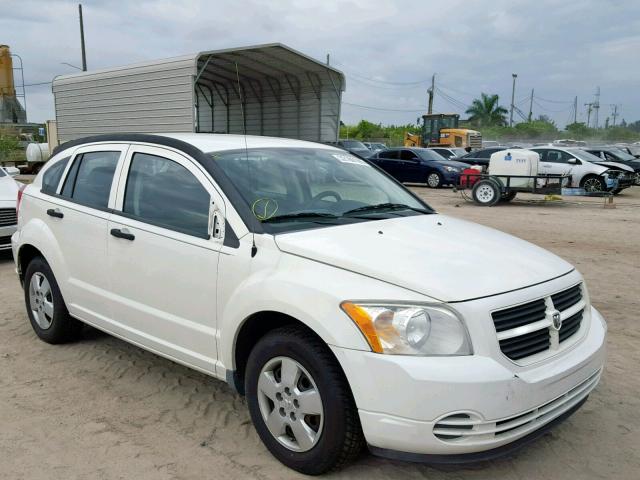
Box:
2, 0, 639, 128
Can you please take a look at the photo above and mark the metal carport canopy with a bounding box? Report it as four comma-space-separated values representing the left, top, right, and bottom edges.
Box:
193, 43, 345, 142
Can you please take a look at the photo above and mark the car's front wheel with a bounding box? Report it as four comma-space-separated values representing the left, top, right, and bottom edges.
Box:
245, 326, 364, 474
426, 172, 442, 188
581, 175, 606, 193
24, 256, 82, 344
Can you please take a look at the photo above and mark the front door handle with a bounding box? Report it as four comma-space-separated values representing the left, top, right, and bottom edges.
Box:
110, 228, 135, 241
47, 208, 64, 219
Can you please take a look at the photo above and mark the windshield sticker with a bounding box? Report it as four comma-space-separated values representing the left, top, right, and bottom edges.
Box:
332, 154, 367, 165
252, 198, 279, 221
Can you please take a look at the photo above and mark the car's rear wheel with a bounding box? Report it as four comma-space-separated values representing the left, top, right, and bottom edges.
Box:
581, 175, 606, 193
24, 256, 82, 344
245, 326, 364, 474
471, 179, 501, 206
426, 172, 442, 188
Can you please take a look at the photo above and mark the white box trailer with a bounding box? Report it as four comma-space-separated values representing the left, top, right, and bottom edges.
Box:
52, 43, 345, 145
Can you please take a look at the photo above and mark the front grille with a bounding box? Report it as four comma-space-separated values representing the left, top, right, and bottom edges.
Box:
492, 284, 585, 361
0, 235, 12, 246
0, 208, 17, 227
551, 284, 581, 311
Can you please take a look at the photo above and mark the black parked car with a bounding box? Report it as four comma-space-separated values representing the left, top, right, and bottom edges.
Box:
457, 147, 508, 167
368, 147, 468, 188
583, 146, 640, 185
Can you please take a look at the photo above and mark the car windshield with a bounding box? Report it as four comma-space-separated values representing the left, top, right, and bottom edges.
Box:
608, 149, 635, 161
341, 140, 367, 149
568, 149, 606, 163
415, 149, 446, 161
0, 168, 5, 178
626, 146, 640, 156
450, 148, 467, 157
210, 147, 432, 233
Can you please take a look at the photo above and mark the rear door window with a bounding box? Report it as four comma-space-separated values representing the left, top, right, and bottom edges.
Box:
400, 150, 419, 160
378, 150, 399, 159
60, 151, 120, 209
122, 152, 210, 238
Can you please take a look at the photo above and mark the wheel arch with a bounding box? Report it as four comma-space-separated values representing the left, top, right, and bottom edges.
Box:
228, 311, 330, 395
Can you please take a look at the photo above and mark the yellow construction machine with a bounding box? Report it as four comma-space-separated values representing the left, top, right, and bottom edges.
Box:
404, 113, 481, 149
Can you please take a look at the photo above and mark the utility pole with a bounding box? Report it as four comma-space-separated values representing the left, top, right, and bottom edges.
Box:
427, 74, 435, 114
326, 53, 330, 65
79, 4, 87, 71
509, 73, 517, 127
528, 88, 534, 122
610, 104, 620, 127
573, 96, 578, 124
593, 86, 600, 129
584, 103, 593, 128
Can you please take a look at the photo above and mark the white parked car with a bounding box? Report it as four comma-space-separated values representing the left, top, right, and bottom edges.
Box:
530, 146, 623, 192
0, 167, 20, 251
12, 134, 606, 474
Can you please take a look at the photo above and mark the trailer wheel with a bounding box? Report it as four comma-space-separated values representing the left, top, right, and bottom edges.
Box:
500, 191, 517, 202
472, 179, 501, 206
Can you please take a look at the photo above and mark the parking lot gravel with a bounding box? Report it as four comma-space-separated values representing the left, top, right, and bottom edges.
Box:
1, 187, 638, 480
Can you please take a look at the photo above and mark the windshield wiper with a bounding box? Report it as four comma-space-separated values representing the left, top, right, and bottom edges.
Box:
342, 203, 431, 216
261, 212, 341, 223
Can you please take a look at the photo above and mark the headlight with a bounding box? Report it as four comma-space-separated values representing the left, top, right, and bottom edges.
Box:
444, 166, 460, 172
341, 302, 472, 356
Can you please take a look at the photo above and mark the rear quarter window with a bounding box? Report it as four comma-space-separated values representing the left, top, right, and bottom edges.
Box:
41, 157, 70, 194
61, 151, 120, 209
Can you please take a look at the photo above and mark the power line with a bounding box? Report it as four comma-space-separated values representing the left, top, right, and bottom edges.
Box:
532, 99, 573, 113
341, 101, 428, 112
23, 81, 53, 87
534, 95, 574, 104
331, 60, 431, 85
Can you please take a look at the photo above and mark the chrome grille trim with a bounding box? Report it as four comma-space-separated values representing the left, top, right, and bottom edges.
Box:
0, 208, 17, 227
492, 283, 585, 361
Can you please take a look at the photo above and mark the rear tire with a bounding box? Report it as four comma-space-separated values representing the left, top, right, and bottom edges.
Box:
245, 326, 364, 475
426, 172, 442, 188
24, 256, 82, 344
472, 179, 501, 206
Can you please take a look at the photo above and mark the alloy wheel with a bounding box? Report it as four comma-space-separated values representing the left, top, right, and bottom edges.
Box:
29, 272, 54, 329
583, 177, 604, 192
427, 173, 440, 188
257, 356, 324, 452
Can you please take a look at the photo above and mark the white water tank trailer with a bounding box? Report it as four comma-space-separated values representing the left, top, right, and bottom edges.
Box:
26, 143, 50, 163
488, 149, 539, 188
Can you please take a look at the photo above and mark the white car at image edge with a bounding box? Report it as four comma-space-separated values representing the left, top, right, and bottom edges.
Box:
12, 133, 606, 474
0, 166, 20, 250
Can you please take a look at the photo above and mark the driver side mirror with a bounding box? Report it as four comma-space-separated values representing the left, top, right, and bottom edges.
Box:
567, 158, 580, 165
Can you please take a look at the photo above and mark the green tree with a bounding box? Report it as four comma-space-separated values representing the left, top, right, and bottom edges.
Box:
465, 93, 508, 127
564, 122, 591, 139
0, 128, 20, 161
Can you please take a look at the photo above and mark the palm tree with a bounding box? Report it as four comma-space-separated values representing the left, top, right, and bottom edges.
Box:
466, 93, 508, 127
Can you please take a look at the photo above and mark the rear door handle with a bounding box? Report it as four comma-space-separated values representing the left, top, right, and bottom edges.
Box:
46, 208, 64, 219
110, 228, 135, 241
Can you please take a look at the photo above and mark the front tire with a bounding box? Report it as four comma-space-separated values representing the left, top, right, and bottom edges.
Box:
24, 256, 82, 344
245, 326, 364, 474
426, 172, 442, 188
581, 175, 606, 193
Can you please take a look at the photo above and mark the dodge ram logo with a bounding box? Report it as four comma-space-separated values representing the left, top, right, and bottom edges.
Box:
552, 311, 562, 331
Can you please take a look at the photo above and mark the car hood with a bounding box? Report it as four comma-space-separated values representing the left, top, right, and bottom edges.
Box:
595, 161, 635, 173
274, 214, 574, 302
436, 160, 469, 169
0, 176, 19, 202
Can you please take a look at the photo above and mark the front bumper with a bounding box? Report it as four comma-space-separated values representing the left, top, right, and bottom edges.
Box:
0, 224, 17, 251
331, 306, 606, 458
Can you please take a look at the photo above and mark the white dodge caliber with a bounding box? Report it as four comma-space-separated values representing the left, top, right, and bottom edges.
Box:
12, 133, 606, 474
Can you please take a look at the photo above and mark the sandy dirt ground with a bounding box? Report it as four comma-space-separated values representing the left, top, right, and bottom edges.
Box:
1, 187, 639, 480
